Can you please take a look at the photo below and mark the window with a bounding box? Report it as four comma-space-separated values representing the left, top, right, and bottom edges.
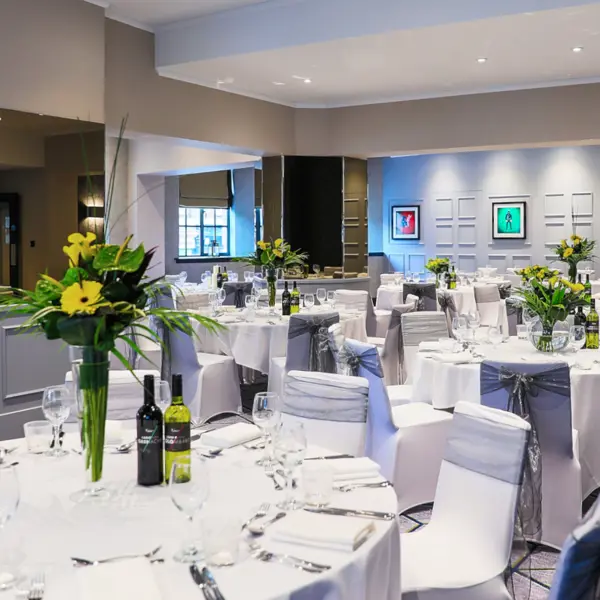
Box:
178, 207, 230, 257
254, 207, 263, 246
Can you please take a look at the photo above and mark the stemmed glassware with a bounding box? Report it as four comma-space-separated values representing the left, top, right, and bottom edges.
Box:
451, 316, 468, 344
326, 291, 336, 308
304, 294, 315, 311
169, 458, 210, 563
155, 380, 172, 414
252, 393, 281, 467
274, 423, 307, 510
208, 292, 219, 316
569, 325, 587, 352
465, 311, 480, 343
42, 385, 72, 457
217, 287, 226, 308
488, 326, 504, 347
316, 288, 326, 308
312, 264, 321, 277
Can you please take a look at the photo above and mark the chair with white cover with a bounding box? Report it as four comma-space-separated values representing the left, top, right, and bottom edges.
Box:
268, 312, 340, 399
380, 273, 397, 286
401, 311, 449, 384
65, 369, 160, 420
403, 283, 437, 311
174, 290, 210, 311
401, 401, 530, 600
223, 282, 252, 308
549, 495, 600, 600
379, 303, 418, 388
473, 284, 509, 335
332, 289, 378, 337
283, 370, 369, 456
480, 359, 581, 549
158, 294, 241, 421
343, 339, 453, 513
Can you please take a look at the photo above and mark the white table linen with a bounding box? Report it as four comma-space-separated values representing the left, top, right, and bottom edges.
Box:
411, 337, 600, 497
8, 437, 400, 600
193, 309, 368, 374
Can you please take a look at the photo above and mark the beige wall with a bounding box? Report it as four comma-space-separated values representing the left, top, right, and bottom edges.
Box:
105, 20, 296, 155
0, 0, 104, 122
0, 131, 44, 169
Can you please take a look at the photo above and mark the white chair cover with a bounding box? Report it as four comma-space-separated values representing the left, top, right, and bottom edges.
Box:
380, 274, 397, 286
65, 369, 160, 421
175, 290, 210, 311
401, 401, 530, 600
283, 370, 368, 456
343, 339, 453, 512
480, 359, 582, 549
381, 303, 417, 386
401, 312, 449, 384
333, 290, 376, 336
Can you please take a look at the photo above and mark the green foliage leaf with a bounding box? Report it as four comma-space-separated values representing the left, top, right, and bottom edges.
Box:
56, 316, 103, 346
92, 243, 146, 273
260, 251, 269, 265
61, 267, 89, 287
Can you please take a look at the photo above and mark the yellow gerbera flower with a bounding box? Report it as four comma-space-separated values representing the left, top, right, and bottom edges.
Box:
60, 281, 103, 315
274, 238, 283, 248
563, 247, 574, 258
63, 232, 97, 265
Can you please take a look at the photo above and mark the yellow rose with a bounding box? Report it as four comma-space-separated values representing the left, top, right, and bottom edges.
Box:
60, 281, 103, 315
563, 247, 574, 258
63, 232, 97, 266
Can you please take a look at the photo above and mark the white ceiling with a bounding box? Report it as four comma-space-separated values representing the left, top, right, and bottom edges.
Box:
87, 0, 269, 28
161, 4, 600, 107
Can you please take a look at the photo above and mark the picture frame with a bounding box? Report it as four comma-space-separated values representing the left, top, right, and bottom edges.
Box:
391, 205, 421, 241
492, 201, 526, 240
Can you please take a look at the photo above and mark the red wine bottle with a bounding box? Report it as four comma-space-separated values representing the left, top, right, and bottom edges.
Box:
137, 375, 164, 486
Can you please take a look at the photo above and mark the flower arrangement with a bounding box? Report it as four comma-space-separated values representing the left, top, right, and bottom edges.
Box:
515, 265, 560, 284
425, 257, 450, 275
237, 239, 307, 309
552, 235, 596, 283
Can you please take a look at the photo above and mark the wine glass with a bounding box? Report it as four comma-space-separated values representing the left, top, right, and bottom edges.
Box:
304, 294, 315, 311
466, 311, 481, 331
326, 291, 336, 308
488, 326, 503, 347
169, 458, 210, 563
156, 380, 172, 414
569, 325, 587, 352
245, 295, 256, 310
208, 292, 219, 316
316, 288, 326, 307
312, 264, 321, 277
217, 287, 226, 307
42, 385, 72, 457
252, 393, 281, 467
274, 423, 307, 510
452, 316, 467, 342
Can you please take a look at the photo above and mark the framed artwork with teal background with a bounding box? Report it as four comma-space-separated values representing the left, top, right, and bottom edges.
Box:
492, 201, 526, 240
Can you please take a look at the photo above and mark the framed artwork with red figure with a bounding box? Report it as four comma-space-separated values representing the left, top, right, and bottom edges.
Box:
391, 205, 421, 240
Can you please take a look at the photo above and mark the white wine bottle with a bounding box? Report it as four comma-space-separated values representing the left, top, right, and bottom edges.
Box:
164, 374, 191, 483
586, 299, 599, 350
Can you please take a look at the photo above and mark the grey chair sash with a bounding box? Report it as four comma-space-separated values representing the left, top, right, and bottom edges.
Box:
481, 361, 571, 541
224, 282, 252, 308
283, 374, 368, 423
505, 297, 523, 336
403, 283, 437, 311
474, 285, 501, 304
338, 342, 384, 379
288, 314, 340, 373
444, 412, 528, 485
438, 292, 458, 334
498, 282, 512, 300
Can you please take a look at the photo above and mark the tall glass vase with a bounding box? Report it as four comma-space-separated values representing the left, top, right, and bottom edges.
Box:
266, 267, 277, 315
69, 346, 110, 502
568, 263, 578, 284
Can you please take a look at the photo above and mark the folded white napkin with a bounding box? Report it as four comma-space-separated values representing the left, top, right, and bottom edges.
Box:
419, 341, 441, 352
77, 558, 162, 600
272, 511, 375, 552
200, 423, 261, 448
430, 352, 475, 364
325, 457, 380, 482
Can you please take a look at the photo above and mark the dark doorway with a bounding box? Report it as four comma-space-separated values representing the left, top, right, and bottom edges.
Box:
0, 194, 20, 288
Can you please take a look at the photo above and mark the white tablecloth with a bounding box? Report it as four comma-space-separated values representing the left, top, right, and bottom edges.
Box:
7, 436, 399, 600
411, 338, 600, 497
193, 309, 368, 374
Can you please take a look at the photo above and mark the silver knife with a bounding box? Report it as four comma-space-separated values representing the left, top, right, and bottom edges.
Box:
202, 566, 226, 600
189, 565, 212, 600
304, 507, 396, 520
305, 454, 354, 461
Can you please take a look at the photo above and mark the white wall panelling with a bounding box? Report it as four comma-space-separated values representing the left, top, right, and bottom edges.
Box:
436, 224, 453, 246
487, 254, 508, 272
388, 253, 405, 273
408, 253, 426, 274
457, 254, 477, 272
573, 193, 594, 218
512, 255, 533, 269
458, 196, 477, 220
457, 223, 476, 246
435, 198, 453, 220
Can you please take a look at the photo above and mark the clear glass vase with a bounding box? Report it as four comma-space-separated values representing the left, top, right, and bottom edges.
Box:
266, 267, 278, 314
69, 346, 110, 502
568, 263, 578, 284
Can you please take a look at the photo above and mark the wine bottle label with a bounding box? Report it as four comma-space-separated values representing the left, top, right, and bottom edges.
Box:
138, 424, 162, 452
165, 423, 191, 452
586, 323, 599, 334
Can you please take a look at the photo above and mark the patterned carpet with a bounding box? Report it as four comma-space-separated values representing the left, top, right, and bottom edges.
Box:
400, 504, 559, 599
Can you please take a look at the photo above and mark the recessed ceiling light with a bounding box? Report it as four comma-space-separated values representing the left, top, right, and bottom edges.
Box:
304, 78, 312, 84
572, 46, 584, 53
272, 81, 286, 86
477, 57, 487, 63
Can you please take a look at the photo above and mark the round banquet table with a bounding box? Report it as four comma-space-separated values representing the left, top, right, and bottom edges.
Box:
411, 337, 600, 497
192, 309, 368, 374
6, 435, 400, 600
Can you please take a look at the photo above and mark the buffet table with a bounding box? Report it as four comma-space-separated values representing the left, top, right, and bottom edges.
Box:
6, 435, 400, 600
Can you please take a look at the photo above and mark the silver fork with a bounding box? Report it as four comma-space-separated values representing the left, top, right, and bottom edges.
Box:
242, 502, 270, 530
27, 573, 45, 600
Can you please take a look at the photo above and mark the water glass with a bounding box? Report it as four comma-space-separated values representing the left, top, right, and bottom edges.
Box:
488, 326, 503, 347
169, 459, 210, 563
316, 288, 326, 307
201, 511, 241, 566
327, 291, 336, 307
244, 270, 254, 283
304, 294, 315, 310
252, 392, 281, 467
569, 325, 587, 352
302, 462, 333, 507
229, 272, 239, 283
42, 385, 72, 457
274, 422, 307, 511
23, 421, 52, 454
516, 324, 529, 340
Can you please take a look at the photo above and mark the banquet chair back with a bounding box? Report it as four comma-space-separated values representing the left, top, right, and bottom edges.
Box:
550, 495, 600, 600
431, 401, 529, 569
223, 282, 252, 308
401, 312, 449, 384
285, 312, 340, 373
174, 290, 210, 311
437, 291, 458, 334
380, 274, 397, 286
402, 283, 437, 311
473, 284, 501, 326
332, 289, 373, 337
381, 303, 418, 385
480, 360, 581, 547
283, 370, 369, 456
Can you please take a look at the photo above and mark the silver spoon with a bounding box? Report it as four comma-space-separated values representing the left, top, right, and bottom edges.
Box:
247, 512, 287, 536
336, 481, 393, 492
71, 545, 162, 566
114, 440, 136, 453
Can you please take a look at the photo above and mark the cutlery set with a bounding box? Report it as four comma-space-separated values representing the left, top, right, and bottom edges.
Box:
250, 544, 331, 574
304, 507, 396, 521
190, 564, 226, 600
